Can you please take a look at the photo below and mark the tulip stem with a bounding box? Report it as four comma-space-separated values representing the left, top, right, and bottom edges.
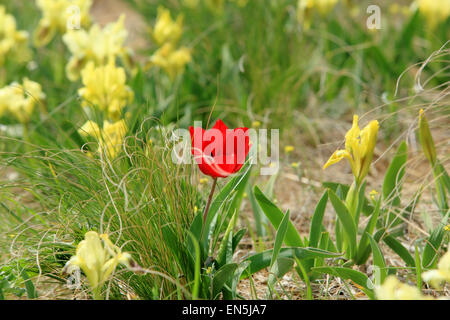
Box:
203, 177, 218, 224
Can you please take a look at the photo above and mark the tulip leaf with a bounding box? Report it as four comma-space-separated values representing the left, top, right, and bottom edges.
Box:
212, 263, 238, 298
422, 212, 449, 268
189, 212, 204, 241
254, 185, 303, 247
202, 166, 251, 250
323, 182, 373, 216
355, 196, 381, 265
383, 235, 415, 267
383, 141, 407, 206
328, 189, 357, 258
312, 267, 375, 300
230, 261, 251, 299
268, 257, 295, 296
242, 247, 341, 278
247, 184, 267, 237
271, 210, 290, 268
216, 211, 237, 267
309, 191, 328, 248
368, 234, 387, 285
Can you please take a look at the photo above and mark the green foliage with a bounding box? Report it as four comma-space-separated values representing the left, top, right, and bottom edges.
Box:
253, 186, 303, 247
1, 0, 449, 301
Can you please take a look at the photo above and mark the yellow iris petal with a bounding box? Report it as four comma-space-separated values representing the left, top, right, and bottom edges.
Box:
323, 115, 379, 184
376, 275, 432, 300
152, 7, 183, 46
422, 249, 450, 289
63, 231, 133, 294
323, 149, 352, 170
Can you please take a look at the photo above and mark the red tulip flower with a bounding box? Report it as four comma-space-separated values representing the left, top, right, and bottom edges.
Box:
189, 119, 250, 178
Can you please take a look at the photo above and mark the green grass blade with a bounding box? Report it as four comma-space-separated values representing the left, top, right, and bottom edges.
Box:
20, 270, 37, 299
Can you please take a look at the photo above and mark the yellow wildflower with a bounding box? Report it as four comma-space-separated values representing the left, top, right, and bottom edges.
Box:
297, 0, 339, 29
285, 145, 295, 154
0, 6, 30, 66
100, 120, 128, 159
323, 115, 379, 185
422, 249, 450, 289
78, 119, 128, 159
416, 0, 450, 30
149, 42, 192, 79
78, 120, 101, 138
418, 109, 437, 166
0, 78, 45, 123
369, 189, 379, 201
78, 61, 133, 120
152, 7, 183, 46
375, 275, 431, 300
252, 120, 261, 128
34, 0, 92, 47
63, 15, 129, 81
63, 231, 134, 299
291, 162, 300, 168
199, 177, 208, 184
444, 225, 450, 232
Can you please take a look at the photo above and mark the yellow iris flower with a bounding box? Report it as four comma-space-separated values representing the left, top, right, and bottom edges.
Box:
422, 249, 450, 289
63, 231, 134, 299
297, 0, 339, 29
152, 7, 183, 46
78, 119, 128, 159
63, 15, 130, 81
34, 0, 92, 47
369, 189, 379, 201
149, 7, 192, 79
0, 78, 46, 123
376, 275, 432, 300
323, 115, 379, 185
149, 42, 192, 79
78, 61, 134, 121
416, 0, 450, 30
0, 6, 30, 66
